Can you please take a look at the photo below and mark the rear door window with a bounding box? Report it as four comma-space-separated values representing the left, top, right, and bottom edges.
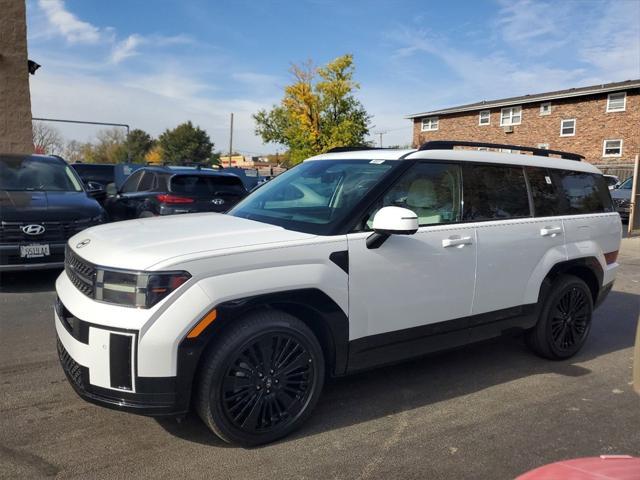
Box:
120, 170, 143, 193
137, 171, 156, 192
170, 175, 246, 196
550, 170, 613, 214
525, 167, 563, 217
462, 165, 531, 221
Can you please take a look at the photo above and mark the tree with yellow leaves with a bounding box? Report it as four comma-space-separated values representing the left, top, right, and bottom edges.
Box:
144, 145, 164, 165
253, 54, 371, 165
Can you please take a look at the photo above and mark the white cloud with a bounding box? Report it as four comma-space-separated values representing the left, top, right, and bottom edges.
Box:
111, 34, 143, 63
38, 0, 101, 44
28, 71, 279, 154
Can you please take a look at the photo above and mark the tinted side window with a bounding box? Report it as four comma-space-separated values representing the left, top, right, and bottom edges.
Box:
551, 170, 611, 214
120, 170, 143, 193
463, 165, 530, 220
137, 171, 156, 191
526, 167, 563, 216
362, 162, 462, 229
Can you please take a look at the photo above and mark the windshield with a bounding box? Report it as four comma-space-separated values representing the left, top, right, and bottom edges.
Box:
170, 174, 246, 196
229, 159, 397, 234
618, 177, 633, 190
1, 156, 83, 192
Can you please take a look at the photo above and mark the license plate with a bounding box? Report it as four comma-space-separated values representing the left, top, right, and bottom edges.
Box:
20, 244, 50, 258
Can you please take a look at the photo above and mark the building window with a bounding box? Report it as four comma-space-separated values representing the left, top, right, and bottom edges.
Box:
500, 106, 522, 126
603, 139, 623, 157
540, 102, 551, 115
606, 92, 626, 112
537, 143, 550, 150
560, 119, 576, 137
478, 110, 490, 125
421, 117, 439, 132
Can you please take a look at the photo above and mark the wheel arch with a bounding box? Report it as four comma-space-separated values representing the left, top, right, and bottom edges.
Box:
540, 257, 603, 303
179, 288, 349, 391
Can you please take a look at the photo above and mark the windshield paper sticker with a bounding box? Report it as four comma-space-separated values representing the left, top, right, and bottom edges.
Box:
370, 159, 385, 164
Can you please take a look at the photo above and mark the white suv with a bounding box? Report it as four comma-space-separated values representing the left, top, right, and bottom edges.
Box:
55, 141, 621, 446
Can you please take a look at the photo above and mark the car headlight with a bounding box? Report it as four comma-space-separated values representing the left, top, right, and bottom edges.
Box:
95, 268, 191, 308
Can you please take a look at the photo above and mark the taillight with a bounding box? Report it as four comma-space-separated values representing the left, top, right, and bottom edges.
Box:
156, 194, 194, 204
604, 251, 618, 265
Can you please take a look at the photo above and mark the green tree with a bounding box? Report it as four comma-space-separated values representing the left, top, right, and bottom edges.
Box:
83, 128, 128, 164
125, 129, 154, 163
253, 54, 371, 165
158, 121, 214, 165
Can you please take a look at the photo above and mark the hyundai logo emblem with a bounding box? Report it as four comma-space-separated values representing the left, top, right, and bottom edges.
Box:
21, 224, 45, 235
211, 198, 225, 205
76, 239, 91, 249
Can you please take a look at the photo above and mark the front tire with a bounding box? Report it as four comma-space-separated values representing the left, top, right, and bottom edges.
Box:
195, 310, 325, 446
527, 274, 594, 360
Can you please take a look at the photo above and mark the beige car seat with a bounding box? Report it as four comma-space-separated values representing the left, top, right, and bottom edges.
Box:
406, 178, 441, 224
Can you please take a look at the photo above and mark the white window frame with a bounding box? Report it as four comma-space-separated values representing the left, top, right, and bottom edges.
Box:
539, 102, 551, 116
500, 106, 522, 126
602, 139, 623, 157
560, 118, 576, 137
537, 143, 550, 150
421, 116, 439, 132
606, 92, 626, 112
478, 110, 491, 126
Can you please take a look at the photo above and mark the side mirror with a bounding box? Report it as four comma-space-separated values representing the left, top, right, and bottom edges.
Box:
86, 181, 106, 199
366, 206, 419, 249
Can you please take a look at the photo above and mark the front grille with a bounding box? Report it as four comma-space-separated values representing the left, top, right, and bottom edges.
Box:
65, 247, 96, 297
0, 220, 96, 244
57, 338, 84, 389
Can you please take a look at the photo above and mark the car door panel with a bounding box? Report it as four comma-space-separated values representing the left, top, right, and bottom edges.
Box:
472, 218, 565, 315
347, 225, 477, 341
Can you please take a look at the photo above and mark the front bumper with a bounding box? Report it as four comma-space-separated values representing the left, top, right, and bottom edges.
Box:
55, 298, 185, 416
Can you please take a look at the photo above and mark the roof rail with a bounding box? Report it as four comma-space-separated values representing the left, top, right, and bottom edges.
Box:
418, 140, 584, 161
325, 146, 384, 153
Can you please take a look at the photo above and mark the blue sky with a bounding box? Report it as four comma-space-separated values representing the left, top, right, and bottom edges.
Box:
27, 0, 640, 154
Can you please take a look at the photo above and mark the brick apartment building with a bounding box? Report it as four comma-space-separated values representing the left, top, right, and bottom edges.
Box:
408, 80, 639, 174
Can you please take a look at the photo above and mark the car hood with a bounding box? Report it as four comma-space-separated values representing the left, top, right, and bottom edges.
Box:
69, 213, 316, 270
611, 189, 631, 200
0, 190, 103, 222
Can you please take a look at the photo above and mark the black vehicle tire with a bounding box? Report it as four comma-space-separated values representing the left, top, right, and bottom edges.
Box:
138, 210, 155, 218
526, 274, 594, 360
195, 310, 325, 446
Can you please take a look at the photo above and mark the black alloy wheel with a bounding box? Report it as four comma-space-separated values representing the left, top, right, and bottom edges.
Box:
221, 332, 315, 433
549, 286, 590, 352
526, 274, 594, 360
195, 310, 325, 446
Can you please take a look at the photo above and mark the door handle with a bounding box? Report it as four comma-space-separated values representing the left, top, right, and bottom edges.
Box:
540, 226, 562, 237
442, 236, 473, 248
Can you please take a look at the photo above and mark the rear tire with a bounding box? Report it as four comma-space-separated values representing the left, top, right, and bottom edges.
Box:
138, 210, 155, 218
195, 310, 325, 446
526, 274, 593, 360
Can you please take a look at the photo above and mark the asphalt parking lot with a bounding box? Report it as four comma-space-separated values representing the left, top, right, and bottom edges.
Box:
1, 238, 639, 480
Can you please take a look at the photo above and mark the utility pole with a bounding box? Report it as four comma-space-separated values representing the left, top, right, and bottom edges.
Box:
228, 112, 234, 167
374, 130, 387, 148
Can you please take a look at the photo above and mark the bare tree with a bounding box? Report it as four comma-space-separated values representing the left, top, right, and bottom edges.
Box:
64, 140, 85, 163
32, 122, 64, 155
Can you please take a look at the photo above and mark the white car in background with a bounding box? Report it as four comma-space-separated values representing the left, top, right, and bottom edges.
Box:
55, 141, 621, 446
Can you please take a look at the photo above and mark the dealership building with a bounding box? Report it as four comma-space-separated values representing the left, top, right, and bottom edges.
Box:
408, 80, 639, 177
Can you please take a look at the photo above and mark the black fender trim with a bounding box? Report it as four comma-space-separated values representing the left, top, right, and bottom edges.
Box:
542, 257, 604, 305
329, 250, 349, 274
175, 288, 350, 412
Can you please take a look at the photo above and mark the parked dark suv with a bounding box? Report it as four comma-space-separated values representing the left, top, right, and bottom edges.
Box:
0, 154, 105, 271
103, 166, 248, 221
